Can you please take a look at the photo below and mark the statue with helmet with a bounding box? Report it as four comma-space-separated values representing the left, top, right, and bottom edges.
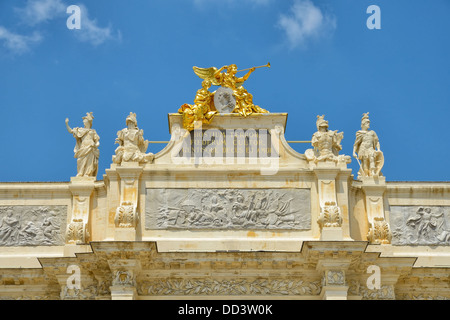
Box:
305, 115, 351, 165
353, 112, 384, 178
112, 112, 154, 165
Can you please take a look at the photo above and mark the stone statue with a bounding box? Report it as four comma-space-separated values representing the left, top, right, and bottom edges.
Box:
65, 112, 100, 177
305, 115, 351, 164
112, 112, 154, 164
352, 112, 384, 178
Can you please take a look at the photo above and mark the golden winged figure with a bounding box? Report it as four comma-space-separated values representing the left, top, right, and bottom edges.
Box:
192, 66, 222, 87
178, 63, 270, 131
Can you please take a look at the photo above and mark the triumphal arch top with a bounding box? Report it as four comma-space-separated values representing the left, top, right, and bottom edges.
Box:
0, 64, 449, 300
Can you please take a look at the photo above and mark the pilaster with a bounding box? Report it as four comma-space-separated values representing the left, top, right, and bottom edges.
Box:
114, 162, 144, 241
361, 176, 391, 244
66, 176, 95, 244
316, 260, 351, 300
108, 259, 141, 300
314, 164, 351, 240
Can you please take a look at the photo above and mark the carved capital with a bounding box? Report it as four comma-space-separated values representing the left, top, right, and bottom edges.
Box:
114, 202, 138, 228
318, 201, 342, 229
367, 217, 391, 244
319, 269, 349, 300
323, 270, 346, 286
112, 270, 136, 287
66, 219, 88, 244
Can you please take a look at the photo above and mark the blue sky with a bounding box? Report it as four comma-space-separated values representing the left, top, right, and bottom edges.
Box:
0, 0, 449, 182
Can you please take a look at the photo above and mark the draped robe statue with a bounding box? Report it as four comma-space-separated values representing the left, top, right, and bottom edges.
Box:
65, 112, 100, 177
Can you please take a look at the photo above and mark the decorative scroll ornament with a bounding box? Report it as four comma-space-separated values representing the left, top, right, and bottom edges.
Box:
396, 293, 450, 300
367, 216, 391, 244
61, 284, 98, 300
114, 201, 138, 228
66, 219, 88, 244
139, 278, 321, 296
323, 270, 346, 286
349, 281, 395, 300
317, 201, 343, 229
112, 271, 135, 287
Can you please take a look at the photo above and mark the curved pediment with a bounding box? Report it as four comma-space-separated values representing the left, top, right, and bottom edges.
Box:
152, 113, 308, 174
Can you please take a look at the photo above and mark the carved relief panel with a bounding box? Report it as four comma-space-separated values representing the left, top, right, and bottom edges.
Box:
390, 206, 450, 245
0, 206, 67, 246
138, 278, 321, 296
145, 188, 311, 230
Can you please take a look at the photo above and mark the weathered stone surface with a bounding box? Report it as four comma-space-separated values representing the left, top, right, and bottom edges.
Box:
0, 205, 67, 246
139, 278, 321, 296
145, 188, 311, 230
0, 111, 449, 300
390, 206, 450, 245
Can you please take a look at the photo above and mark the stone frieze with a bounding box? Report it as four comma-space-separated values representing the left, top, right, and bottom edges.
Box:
145, 188, 311, 230
390, 206, 450, 245
139, 278, 321, 296
0, 206, 66, 246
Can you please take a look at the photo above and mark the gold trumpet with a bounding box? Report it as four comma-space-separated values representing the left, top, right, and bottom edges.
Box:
237, 62, 270, 72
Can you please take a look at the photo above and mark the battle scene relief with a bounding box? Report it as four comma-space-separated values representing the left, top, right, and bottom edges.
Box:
145, 188, 311, 230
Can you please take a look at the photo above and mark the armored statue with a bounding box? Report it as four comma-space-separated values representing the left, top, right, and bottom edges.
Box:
65, 112, 100, 177
353, 112, 384, 178
305, 115, 351, 164
112, 112, 154, 164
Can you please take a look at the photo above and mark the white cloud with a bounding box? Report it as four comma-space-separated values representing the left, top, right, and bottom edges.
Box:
193, 0, 271, 8
16, 0, 66, 26
277, 0, 336, 49
12, 0, 120, 48
73, 4, 121, 46
0, 26, 42, 54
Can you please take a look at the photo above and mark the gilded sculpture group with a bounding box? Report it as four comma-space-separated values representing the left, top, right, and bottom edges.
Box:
179, 64, 269, 131
65, 64, 384, 180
